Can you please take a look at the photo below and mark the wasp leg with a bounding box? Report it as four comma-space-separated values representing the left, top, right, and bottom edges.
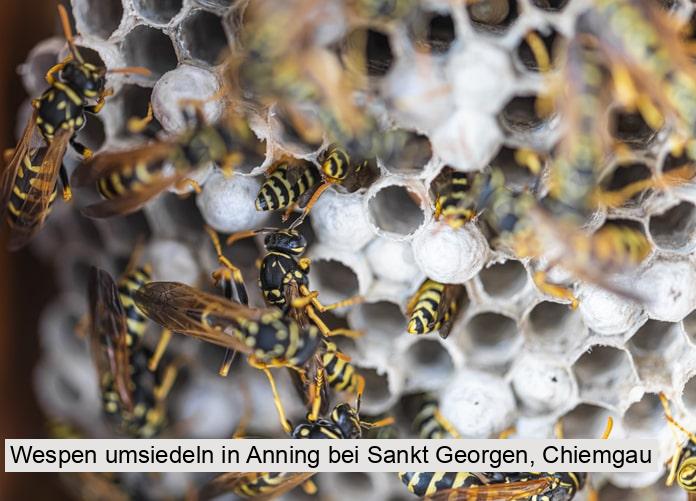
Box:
301, 480, 318, 495
433, 408, 461, 438
206, 225, 247, 302
44, 59, 69, 86
148, 329, 173, 372
175, 178, 202, 194
154, 361, 179, 401
360, 416, 396, 429
308, 366, 325, 422
250, 363, 293, 435
514, 148, 542, 175
497, 427, 516, 439
289, 181, 332, 229
84, 88, 114, 115
532, 270, 578, 309
524, 31, 551, 73
225, 227, 280, 246
232, 381, 253, 438
127, 103, 153, 134
59, 163, 72, 202
218, 350, 238, 377
296, 284, 364, 312
221, 152, 243, 178
70, 136, 93, 160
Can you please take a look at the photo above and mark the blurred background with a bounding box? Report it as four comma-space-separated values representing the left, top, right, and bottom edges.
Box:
1, 0, 70, 498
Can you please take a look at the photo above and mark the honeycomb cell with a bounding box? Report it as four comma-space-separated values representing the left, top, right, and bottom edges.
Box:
684, 310, 696, 345
73, 0, 123, 39
403, 338, 455, 389
409, 11, 456, 54
560, 403, 617, 439
530, 0, 569, 11
357, 367, 397, 413
498, 95, 552, 141
115, 84, 156, 138
75, 114, 106, 154
622, 393, 665, 437
121, 25, 178, 79
350, 300, 407, 350
196, 0, 234, 8
178, 10, 229, 66
466, 0, 519, 34
311, 190, 374, 252
133, 0, 183, 25
515, 27, 562, 72
379, 131, 433, 176
511, 354, 575, 414
307, 253, 364, 315
600, 161, 653, 208
366, 181, 427, 239
343, 27, 395, 78
489, 145, 537, 191
649, 201, 696, 253
572, 345, 637, 406
683, 374, 696, 415
461, 311, 520, 366
610, 109, 658, 149
526, 301, 587, 354
479, 260, 528, 298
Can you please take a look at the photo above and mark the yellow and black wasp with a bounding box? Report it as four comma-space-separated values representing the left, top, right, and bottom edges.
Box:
433, 168, 475, 229
406, 279, 465, 338
255, 159, 320, 214
87, 267, 178, 438
660, 393, 696, 498
72, 107, 265, 218
0, 5, 146, 249
412, 392, 461, 439
201, 401, 394, 500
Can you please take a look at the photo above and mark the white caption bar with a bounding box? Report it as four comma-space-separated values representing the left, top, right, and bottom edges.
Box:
5, 439, 659, 473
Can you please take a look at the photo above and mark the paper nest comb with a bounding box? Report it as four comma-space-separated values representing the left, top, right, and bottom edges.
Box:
18, 0, 696, 499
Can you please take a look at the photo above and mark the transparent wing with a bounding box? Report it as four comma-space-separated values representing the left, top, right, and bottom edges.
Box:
200, 472, 315, 501
423, 477, 553, 501
0, 109, 38, 220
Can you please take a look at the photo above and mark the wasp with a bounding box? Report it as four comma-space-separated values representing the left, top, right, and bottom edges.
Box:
660, 393, 696, 496
88, 267, 178, 438
72, 106, 265, 218
255, 159, 320, 213
406, 279, 465, 338
412, 393, 461, 439
201, 401, 393, 500
433, 169, 475, 229
0, 6, 147, 249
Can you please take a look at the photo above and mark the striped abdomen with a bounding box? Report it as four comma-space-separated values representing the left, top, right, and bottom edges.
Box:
321, 144, 350, 181
407, 280, 456, 335
323, 345, 360, 393
97, 159, 166, 200
6, 153, 58, 230
233, 472, 294, 498
255, 163, 319, 211
413, 394, 451, 439
438, 171, 474, 227
118, 265, 152, 348
399, 472, 484, 497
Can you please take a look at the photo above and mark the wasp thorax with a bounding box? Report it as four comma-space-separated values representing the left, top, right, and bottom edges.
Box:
264, 230, 306, 255
62, 61, 106, 98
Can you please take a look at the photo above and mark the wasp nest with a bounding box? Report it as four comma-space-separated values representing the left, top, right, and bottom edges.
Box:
18, 0, 696, 499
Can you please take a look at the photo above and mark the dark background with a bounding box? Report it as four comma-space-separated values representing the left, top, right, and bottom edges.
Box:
1, 0, 69, 498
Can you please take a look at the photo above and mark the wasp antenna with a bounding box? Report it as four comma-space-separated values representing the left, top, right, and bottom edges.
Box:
108, 66, 152, 77
57, 4, 84, 63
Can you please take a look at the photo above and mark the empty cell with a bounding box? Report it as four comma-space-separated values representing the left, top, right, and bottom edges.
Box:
684, 310, 696, 345
530, 0, 569, 11
610, 109, 657, 148
649, 202, 696, 252
464, 312, 519, 363
179, 10, 229, 66
343, 28, 394, 78
368, 184, 425, 237
353, 301, 407, 338
409, 12, 456, 54
600, 162, 653, 207
561, 403, 615, 439
466, 0, 519, 34
526, 301, 585, 353
380, 131, 433, 176
75, 114, 106, 154
479, 260, 527, 298
498, 95, 549, 136
622, 393, 664, 436
358, 368, 392, 410
117, 85, 158, 138
573, 345, 636, 405
133, 0, 183, 25
73, 0, 123, 39
310, 259, 360, 300
516, 28, 562, 72
628, 320, 680, 353
122, 26, 178, 79
404, 339, 455, 389
683, 375, 696, 415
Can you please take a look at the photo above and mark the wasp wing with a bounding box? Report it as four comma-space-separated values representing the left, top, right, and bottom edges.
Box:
200, 472, 315, 501
422, 477, 553, 501
133, 281, 265, 353
436, 284, 464, 339
7, 128, 70, 250
88, 267, 133, 412
0, 109, 38, 220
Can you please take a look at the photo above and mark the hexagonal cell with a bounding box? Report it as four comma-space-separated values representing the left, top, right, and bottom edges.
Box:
600, 161, 653, 208
561, 403, 617, 439
178, 10, 229, 66
479, 260, 528, 299
342, 27, 395, 78
379, 131, 433, 176
490, 146, 537, 191
358, 367, 394, 411
352, 301, 406, 335
121, 25, 178, 79
367, 184, 426, 237
73, 0, 123, 39
75, 114, 106, 154
526, 301, 586, 354
573, 345, 637, 406
649, 201, 696, 252
684, 310, 696, 345
629, 320, 680, 354
609, 109, 658, 149
661, 149, 696, 181
683, 374, 696, 416
498, 95, 550, 138
515, 27, 562, 73
133, 0, 183, 25
466, 0, 519, 34
622, 393, 665, 437
116, 84, 161, 138
408, 11, 456, 54
310, 259, 360, 303
529, 0, 569, 11
403, 338, 455, 389
460, 311, 520, 366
